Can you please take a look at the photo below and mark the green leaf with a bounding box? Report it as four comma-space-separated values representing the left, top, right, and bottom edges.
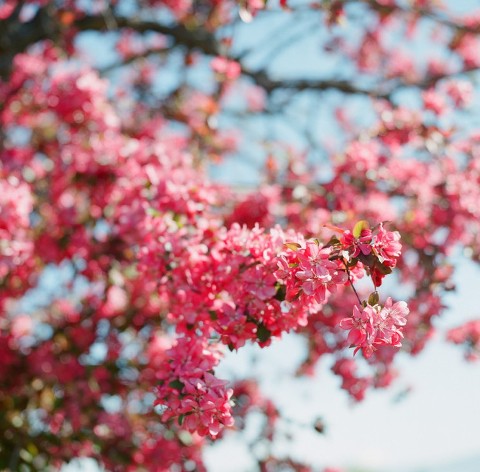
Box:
178, 414, 185, 426
368, 291, 379, 306
178, 430, 193, 446
19, 449, 32, 463
376, 263, 393, 275
256, 323, 271, 343
325, 236, 340, 247
274, 284, 286, 301
146, 207, 161, 217
353, 220, 370, 238
284, 242, 301, 251
359, 253, 375, 266
27, 443, 38, 456
169, 380, 185, 391
347, 257, 359, 268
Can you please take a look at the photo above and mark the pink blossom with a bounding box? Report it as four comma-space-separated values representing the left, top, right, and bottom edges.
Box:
211, 57, 241, 80
447, 320, 480, 361
340, 299, 409, 358
372, 223, 402, 267
340, 229, 372, 260
11, 315, 33, 339
295, 242, 347, 304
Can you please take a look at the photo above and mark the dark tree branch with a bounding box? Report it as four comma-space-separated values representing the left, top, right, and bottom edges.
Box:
99, 47, 170, 74
359, 0, 480, 35
2, 5, 479, 100
77, 14, 382, 96
240, 67, 389, 97
74, 15, 221, 55
0, 4, 59, 79
0, 6, 389, 98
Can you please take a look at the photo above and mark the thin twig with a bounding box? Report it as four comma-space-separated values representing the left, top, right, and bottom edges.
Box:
343, 260, 362, 305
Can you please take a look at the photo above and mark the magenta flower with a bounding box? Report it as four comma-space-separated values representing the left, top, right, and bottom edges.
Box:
372, 223, 402, 267
340, 299, 409, 358
295, 242, 347, 304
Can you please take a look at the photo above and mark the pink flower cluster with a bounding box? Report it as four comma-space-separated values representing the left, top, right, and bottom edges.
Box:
0, 54, 412, 441
276, 240, 347, 307
142, 218, 408, 434
211, 57, 241, 81
332, 358, 371, 402
338, 222, 402, 287
372, 223, 402, 267
4, 0, 480, 468
155, 338, 234, 437
447, 320, 480, 361
340, 298, 410, 358
0, 177, 33, 277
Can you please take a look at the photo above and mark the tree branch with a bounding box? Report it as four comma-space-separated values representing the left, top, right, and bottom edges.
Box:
241, 67, 389, 97
360, 0, 480, 35
0, 4, 59, 79
74, 14, 220, 55
2, 5, 479, 100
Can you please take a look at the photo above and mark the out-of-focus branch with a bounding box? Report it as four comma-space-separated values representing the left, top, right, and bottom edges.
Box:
241, 67, 389, 97
0, 5, 390, 98
359, 0, 480, 34
99, 47, 170, 74
2, 4, 480, 99
74, 15, 221, 55
0, 3, 58, 79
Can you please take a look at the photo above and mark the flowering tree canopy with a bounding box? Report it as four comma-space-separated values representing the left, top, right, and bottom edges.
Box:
1, 0, 479, 470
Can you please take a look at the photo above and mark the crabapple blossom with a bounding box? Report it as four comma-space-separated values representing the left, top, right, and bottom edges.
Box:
372, 223, 402, 268
154, 338, 234, 437
340, 298, 410, 358
2, 0, 480, 470
447, 320, 480, 361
